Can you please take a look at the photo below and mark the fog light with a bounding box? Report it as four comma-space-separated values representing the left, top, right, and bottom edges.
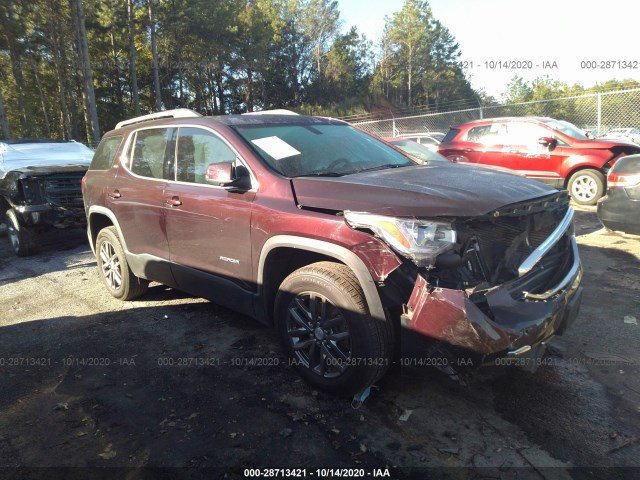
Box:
31, 212, 40, 223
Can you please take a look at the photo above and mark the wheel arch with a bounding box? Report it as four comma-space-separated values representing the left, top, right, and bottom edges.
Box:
86, 206, 125, 254
563, 165, 606, 190
257, 236, 386, 326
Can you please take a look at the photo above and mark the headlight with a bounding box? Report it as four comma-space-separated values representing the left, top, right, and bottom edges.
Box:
344, 211, 456, 267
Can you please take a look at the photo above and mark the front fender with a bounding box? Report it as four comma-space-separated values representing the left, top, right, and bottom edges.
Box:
257, 235, 400, 325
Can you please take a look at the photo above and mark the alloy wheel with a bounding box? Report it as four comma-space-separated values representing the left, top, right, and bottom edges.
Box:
570, 174, 598, 203
99, 240, 123, 291
286, 292, 352, 378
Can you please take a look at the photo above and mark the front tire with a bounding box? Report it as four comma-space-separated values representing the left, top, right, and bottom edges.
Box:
275, 262, 391, 395
6, 209, 36, 257
95, 226, 149, 300
567, 169, 605, 206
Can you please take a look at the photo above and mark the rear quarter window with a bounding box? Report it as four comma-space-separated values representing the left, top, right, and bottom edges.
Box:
90, 136, 123, 170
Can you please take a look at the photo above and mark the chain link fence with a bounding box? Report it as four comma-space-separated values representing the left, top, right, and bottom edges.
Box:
352, 88, 640, 139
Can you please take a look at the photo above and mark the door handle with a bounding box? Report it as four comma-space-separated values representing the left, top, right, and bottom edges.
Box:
165, 196, 182, 207
108, 190, 121, 199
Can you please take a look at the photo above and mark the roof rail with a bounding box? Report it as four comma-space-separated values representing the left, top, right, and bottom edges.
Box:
115, 108, 202, 129
242, 109, 299, 116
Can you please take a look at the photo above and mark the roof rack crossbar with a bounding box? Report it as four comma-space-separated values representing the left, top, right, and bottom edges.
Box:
115, 108, 202, 129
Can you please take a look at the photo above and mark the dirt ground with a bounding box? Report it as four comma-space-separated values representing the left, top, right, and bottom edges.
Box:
0, 206, 639, 479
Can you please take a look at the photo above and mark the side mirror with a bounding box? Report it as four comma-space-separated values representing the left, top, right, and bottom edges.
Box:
205, 162, 233, 185
538, 136, 557, 149
205, 162, 251, 191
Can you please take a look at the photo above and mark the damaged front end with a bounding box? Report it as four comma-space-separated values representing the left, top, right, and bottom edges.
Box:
1, 170, 87, 228
347, 191, 583, 372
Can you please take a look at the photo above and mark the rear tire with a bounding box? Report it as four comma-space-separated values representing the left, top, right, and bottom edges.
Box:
274, 261, 391, 395
95, 226, 149, 300
567, 169, 605, 206
6, 209, 36, 257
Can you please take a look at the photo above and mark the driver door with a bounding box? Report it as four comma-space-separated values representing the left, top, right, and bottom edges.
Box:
500, 121, 567, 182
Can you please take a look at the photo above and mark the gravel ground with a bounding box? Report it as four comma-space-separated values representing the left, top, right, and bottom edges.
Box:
0, 206, 638, 479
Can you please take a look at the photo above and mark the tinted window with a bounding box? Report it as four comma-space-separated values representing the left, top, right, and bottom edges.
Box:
441, 128, 460, 143
130, 128, 172, 179
174, 128, 236, 184
90, 136, 122, 170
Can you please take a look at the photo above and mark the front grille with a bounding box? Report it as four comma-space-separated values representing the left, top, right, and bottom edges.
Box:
44, 173, 85, 208
465, 211, 569, 284
426, 192, 576, 303
471, 218, 559, 263
437, 192, 573, 289
505, 231, 574, 299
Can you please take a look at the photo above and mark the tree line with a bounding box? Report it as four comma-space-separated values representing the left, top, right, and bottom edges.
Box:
0, 0, 479, 144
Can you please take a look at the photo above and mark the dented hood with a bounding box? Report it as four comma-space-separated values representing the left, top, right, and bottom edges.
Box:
291, 163, 557, 217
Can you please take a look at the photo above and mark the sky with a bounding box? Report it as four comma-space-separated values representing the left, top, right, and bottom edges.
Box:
338, 0, 640, 99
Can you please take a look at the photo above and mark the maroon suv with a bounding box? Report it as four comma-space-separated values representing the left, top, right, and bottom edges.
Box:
82, 109, 583, 395
438, 116, 640, 205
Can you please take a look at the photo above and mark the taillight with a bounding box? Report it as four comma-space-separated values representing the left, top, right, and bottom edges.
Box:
607, 172, 640, 188
81, 174, 86, 193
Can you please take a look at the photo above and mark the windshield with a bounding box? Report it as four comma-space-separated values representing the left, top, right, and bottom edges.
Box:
234, 123, 415, 177
388, 139, 449, 164
538, 118, 588, 140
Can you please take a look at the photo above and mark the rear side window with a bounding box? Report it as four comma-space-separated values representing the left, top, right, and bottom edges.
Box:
441, 128, 460, 143
90, 136, 122, 170
465, 124, 506, 144
130, 128, 172, 179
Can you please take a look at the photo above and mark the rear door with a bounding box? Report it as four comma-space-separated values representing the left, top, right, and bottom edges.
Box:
457, 123, 507, 167
108, 127, 175, 283
163, 126, 255, 295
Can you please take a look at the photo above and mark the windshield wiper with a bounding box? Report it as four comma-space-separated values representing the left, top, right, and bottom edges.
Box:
356, 163, 412, 173
296, 170, 344, 177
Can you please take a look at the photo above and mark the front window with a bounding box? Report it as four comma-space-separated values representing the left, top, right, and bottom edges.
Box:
234, 123, 414, 177
174, 127, 237, 184
502, 122, 552, 152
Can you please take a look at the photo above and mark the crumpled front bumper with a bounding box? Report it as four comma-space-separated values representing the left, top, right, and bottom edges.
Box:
14, 204, 86, 228
400, 249, 583, 358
